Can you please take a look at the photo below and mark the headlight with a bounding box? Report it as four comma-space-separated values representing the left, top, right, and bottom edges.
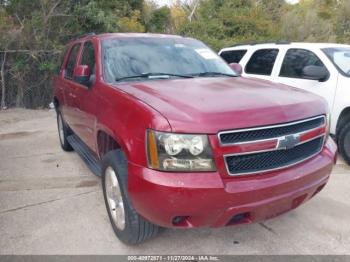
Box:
146, 130, 216, 172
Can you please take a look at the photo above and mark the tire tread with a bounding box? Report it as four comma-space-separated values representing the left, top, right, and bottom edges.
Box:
102, 149, 159, 245
57, 111, 73, 152
338, 122, 350, 165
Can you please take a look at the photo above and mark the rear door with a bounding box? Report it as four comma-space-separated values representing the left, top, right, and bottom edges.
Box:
275, 48, 337, 110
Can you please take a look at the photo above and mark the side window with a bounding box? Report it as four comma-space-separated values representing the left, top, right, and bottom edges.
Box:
80, 41, 95, 75
65, 44, 81, 79
220, 50, 247, 63
280, 49, 327, 79
245, 49, 279, 76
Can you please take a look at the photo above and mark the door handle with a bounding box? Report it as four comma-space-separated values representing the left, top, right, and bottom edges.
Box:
68, 92, 77, 98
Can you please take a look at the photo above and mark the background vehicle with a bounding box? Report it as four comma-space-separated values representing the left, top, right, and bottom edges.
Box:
219, 42, 350, 164
53, 34, 336, 244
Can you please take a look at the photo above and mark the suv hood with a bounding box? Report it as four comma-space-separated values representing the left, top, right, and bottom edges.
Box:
114, 77, 327, 133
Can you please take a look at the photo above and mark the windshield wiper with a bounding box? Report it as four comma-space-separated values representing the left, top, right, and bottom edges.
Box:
115, 72, 194, 82
190, 72, 237, 78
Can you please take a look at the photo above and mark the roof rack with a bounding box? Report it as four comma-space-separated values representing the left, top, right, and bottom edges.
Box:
63, 32, 96, 43
79, 32, 96, 39
233, 41, 290, 47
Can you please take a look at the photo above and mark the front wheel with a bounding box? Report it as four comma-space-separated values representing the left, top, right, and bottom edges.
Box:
57, 111, 73, 151
338, 122, 350, 165
102, 150, 159, 245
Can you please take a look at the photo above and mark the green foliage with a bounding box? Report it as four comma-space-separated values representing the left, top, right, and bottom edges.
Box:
0, 0, 350, 108
280, 0, 336, 42
12, 55, 29, 71
0, 0, 146, 108
38, 62, 58, 72
74, 1, 120, 33
334, 0, 350, 43
119, 10, 145, 32
147, 6, 172, 33
179, 0, 280, 51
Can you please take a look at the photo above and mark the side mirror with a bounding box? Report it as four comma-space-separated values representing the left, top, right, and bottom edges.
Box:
302, 65, 329, 82
73, 65, 91, 86
229, 63, 242, 76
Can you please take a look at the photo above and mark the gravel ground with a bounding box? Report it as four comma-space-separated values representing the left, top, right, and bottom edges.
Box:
0, 109, 349, 255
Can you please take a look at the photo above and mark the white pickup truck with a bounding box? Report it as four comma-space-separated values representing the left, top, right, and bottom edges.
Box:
219, 42, 350, 164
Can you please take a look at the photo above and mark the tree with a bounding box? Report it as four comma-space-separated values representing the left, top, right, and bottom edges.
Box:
119, 10, 145, 32
1, 0, 350, 108
334, 0, 350, 43
0, 0, 146, 108
259, 0, 286, 23
170, 1, 187, 33
147, 6, 172, 33
280, 0, 336, 42
179, 0, 278, 50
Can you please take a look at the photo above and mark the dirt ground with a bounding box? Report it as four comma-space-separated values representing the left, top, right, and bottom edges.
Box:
0, 109, 349, 255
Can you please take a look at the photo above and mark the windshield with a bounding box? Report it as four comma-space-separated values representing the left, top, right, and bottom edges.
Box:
323, 47, 350, 77
102, 37, 236, 83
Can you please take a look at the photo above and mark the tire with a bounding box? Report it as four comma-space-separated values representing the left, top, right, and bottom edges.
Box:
338, 122, 350, 165
57, 111, 73, 151
102, 149, 159, 245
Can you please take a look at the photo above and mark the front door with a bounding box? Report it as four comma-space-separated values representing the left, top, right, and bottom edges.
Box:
62, 43, 82, 131
71, 41, 98, 152
275, 48, 337, 111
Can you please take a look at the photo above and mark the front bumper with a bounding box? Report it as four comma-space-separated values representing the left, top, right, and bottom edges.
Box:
128, 137, 337, 228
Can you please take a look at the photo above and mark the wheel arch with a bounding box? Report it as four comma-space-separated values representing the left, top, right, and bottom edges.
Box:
96, 129, 122, 159
336, 107, 350, 136
53, 96, 59, 112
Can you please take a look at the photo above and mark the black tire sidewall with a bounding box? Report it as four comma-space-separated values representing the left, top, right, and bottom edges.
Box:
56, 111, 73, 151
101, 150, 155, 245
102, 151, 131, 242
338, 123, 350, 165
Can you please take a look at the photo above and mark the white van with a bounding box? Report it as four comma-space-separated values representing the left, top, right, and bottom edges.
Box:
219, 42, 350, 164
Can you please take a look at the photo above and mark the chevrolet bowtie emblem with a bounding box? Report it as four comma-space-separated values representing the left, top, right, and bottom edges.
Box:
277, 134, 300, 150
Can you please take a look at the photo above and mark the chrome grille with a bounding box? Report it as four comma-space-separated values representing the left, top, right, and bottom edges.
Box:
220, 115, 326, 176
225, 137, 324, 175
219, 116, 325, 145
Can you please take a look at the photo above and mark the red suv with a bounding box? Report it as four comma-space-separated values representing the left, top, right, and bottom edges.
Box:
53, 33, 337, 244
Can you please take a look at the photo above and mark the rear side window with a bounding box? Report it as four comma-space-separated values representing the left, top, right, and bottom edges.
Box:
65, 44, 81, 79
80, 41, 95, 74
245, 49, 279, 75
220, 50, 247, 63
280, 49, 327, 78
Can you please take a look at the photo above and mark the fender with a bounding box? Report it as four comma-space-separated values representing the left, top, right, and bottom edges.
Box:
94, 84, 171, 167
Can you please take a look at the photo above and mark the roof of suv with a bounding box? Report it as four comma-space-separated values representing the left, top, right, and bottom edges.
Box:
220, 42, 350, 53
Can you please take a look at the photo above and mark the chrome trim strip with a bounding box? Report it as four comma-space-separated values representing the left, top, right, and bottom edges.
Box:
224, 134, 325, 157
218, 115, 326, 147
218, 125, 326, 154
224, 136, 325, 176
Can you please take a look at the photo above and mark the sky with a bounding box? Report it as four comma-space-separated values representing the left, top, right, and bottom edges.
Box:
153, 0, 186, 6
153, 0, 300, 6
